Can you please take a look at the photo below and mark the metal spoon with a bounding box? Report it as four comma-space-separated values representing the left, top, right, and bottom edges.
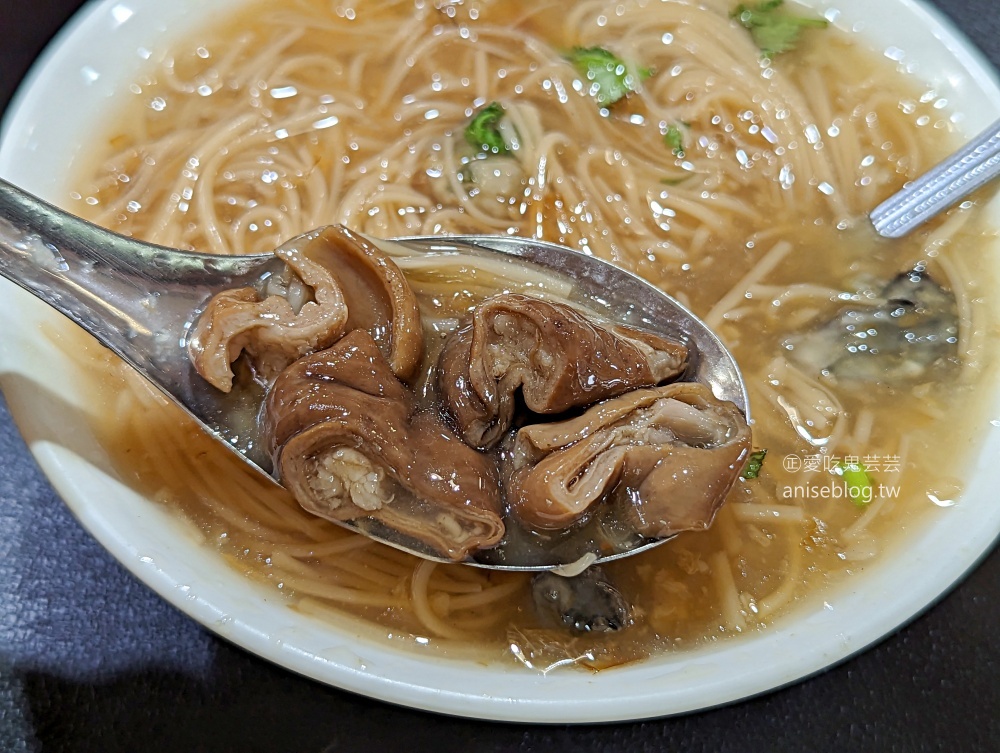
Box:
3, 109, 996, 569
0, 176, 747, 571
871, 117, 1000, 237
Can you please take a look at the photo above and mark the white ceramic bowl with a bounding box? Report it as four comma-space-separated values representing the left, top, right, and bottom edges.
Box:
1, 0, 999, 723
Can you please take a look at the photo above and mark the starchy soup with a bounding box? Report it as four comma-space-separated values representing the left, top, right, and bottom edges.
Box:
66, 0, 998, 667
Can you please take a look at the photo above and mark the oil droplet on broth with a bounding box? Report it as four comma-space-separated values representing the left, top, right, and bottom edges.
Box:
926, 478, 964, 507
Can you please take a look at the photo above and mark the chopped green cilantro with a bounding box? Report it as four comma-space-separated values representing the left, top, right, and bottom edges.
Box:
664, 123, 687, 157
731, 0, 828, 58
464, 102, 511, 155
566, 47, 643, 107
741, 449, 768, 479
836, 460, 873, 507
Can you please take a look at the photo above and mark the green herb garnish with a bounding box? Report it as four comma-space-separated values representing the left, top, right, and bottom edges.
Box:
741, 449, 768, 479
664, 123, 687, 157
566, 46, 643, 107
731, 0, 828, 58
464, 102, 511, 155
836, 460, 873, 507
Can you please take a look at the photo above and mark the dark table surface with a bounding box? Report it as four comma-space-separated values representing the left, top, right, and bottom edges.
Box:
1, 1, 998, 751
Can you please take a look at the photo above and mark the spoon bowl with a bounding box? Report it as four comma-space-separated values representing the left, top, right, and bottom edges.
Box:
0, 176, 747, 570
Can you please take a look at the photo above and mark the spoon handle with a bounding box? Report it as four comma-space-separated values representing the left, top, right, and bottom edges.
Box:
0, 177, 280, 470
0, 178, 279, 356
870, 117, 1000, 238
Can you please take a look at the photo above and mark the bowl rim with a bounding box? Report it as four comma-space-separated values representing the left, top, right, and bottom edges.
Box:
1, 0, 999, 723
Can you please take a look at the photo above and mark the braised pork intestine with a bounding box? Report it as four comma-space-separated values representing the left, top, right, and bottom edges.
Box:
188, 225, 423, 392
265, 329, 505, 561
507, 383, 751, 535
437, 293, 689, 449
190, 235, 747, 560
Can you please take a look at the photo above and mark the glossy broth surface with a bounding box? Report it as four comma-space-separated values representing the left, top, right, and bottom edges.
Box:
66, 0, 999, 668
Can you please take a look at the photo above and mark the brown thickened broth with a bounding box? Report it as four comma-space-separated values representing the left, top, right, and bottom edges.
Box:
67, 0, 999, 668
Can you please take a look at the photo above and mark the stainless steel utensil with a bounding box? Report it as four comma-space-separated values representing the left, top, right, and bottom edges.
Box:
0, 177, 747, 570
870, 117, 1000, 237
